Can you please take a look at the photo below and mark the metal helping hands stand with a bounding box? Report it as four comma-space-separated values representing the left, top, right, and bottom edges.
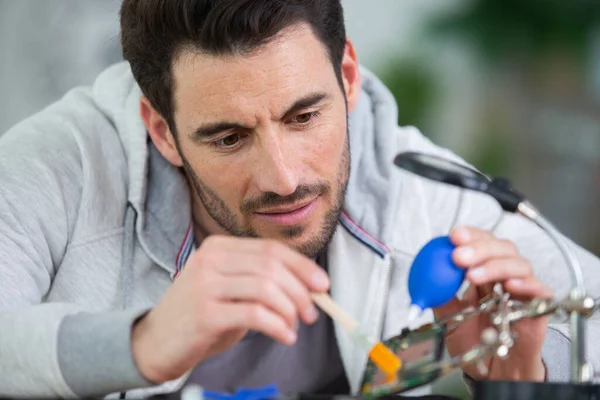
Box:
388, 151, 598, 398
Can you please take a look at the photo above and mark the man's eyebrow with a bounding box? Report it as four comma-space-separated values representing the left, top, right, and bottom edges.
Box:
190, 122, 251, 142
189, 91, 331, 142
280, 91, 331, 119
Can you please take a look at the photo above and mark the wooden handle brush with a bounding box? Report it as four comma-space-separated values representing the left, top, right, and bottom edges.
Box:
311, 292, 402, 379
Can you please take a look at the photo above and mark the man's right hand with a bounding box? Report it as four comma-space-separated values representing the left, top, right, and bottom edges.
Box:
131, 235, 330, 383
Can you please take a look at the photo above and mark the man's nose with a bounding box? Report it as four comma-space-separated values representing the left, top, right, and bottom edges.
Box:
252, 131, 300, 197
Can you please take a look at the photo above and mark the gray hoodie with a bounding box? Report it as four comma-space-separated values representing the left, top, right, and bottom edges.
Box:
0, 62, 599, 398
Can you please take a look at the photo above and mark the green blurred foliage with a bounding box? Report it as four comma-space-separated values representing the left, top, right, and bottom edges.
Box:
423, 0, 600, 178
376, 0, 600, 180
427, 0, 600, 65
376, 57, 439, 136
469, 127, 514, 178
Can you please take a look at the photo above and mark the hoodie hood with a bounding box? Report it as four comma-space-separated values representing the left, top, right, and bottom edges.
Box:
345, 67, 402, 249
91, 62, 402, 270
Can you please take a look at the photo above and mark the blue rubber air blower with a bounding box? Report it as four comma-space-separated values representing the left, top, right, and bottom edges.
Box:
407, 236, 465, 320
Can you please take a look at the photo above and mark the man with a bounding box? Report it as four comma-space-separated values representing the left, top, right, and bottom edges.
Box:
0, 0, 599, 398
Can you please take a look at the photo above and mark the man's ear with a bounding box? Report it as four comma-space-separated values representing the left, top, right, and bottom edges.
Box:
340, 37, 361, 113
140, 96, 184, 167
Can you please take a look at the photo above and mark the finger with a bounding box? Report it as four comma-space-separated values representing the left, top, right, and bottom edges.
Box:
450, 226, 495, 246
453, 238, 520, 267
256, 239, 330, 292
505, 277, 554, 299
466, 257, 532, 285
216, 276, 299, 329
218, 302, 297, 345
203, 236, 330, 292
212, 253, 318, 324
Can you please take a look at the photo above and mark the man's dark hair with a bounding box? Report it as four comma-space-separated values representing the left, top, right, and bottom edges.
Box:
120, 0, 346, 132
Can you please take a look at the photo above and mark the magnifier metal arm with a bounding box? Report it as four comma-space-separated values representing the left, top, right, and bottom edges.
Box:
484, 178, 590, 382
517, 201, 585, 296
481, 178, 591, 382
517, 200, 591, 382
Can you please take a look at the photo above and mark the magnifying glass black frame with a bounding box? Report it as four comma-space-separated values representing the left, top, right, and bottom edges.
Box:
393, 152, 525, 213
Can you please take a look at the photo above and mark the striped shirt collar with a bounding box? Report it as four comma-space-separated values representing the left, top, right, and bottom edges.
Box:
172, 213, 390, 279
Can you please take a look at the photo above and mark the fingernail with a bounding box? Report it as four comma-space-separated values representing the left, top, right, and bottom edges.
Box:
286, 330, 297, 344
455, 247, 474, 263
304, 305, 319, 323
312, 269, 330, 289
468, 267, 486, 281
510, 279, 523, 287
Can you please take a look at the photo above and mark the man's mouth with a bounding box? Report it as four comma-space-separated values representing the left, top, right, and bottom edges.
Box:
254, 197, 319, 225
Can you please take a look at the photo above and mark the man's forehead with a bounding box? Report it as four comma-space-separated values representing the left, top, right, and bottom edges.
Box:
170, 24, 335, 117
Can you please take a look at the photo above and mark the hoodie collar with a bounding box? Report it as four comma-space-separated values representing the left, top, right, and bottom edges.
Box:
343, 67, 401, 248
94, 63, 193, 274
100, 63, 400, 272
142, 143, 193, 274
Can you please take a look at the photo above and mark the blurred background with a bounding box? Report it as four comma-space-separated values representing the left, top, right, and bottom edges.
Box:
0, 1, 599, 397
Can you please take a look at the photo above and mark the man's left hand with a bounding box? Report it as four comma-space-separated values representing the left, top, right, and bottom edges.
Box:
433, 226, 554, 381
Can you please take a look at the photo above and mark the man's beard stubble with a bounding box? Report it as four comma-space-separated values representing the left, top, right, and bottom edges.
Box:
179, 135, 350, 259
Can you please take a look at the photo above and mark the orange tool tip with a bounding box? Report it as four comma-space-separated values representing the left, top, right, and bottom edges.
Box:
368, 342, 402, 377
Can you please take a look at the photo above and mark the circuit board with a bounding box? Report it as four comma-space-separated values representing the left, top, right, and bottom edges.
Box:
360, 323, 446, 397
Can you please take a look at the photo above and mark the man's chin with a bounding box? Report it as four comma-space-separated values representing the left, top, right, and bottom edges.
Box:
252, 226, 327, 259
263, 225, 313, 246
282, 231, 331, 259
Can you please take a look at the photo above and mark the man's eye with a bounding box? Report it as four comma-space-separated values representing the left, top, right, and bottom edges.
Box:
216, 134, 241, 148
294, 111, 319, 124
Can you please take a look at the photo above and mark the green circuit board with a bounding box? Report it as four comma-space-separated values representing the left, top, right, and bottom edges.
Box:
360, 323, 445, 397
